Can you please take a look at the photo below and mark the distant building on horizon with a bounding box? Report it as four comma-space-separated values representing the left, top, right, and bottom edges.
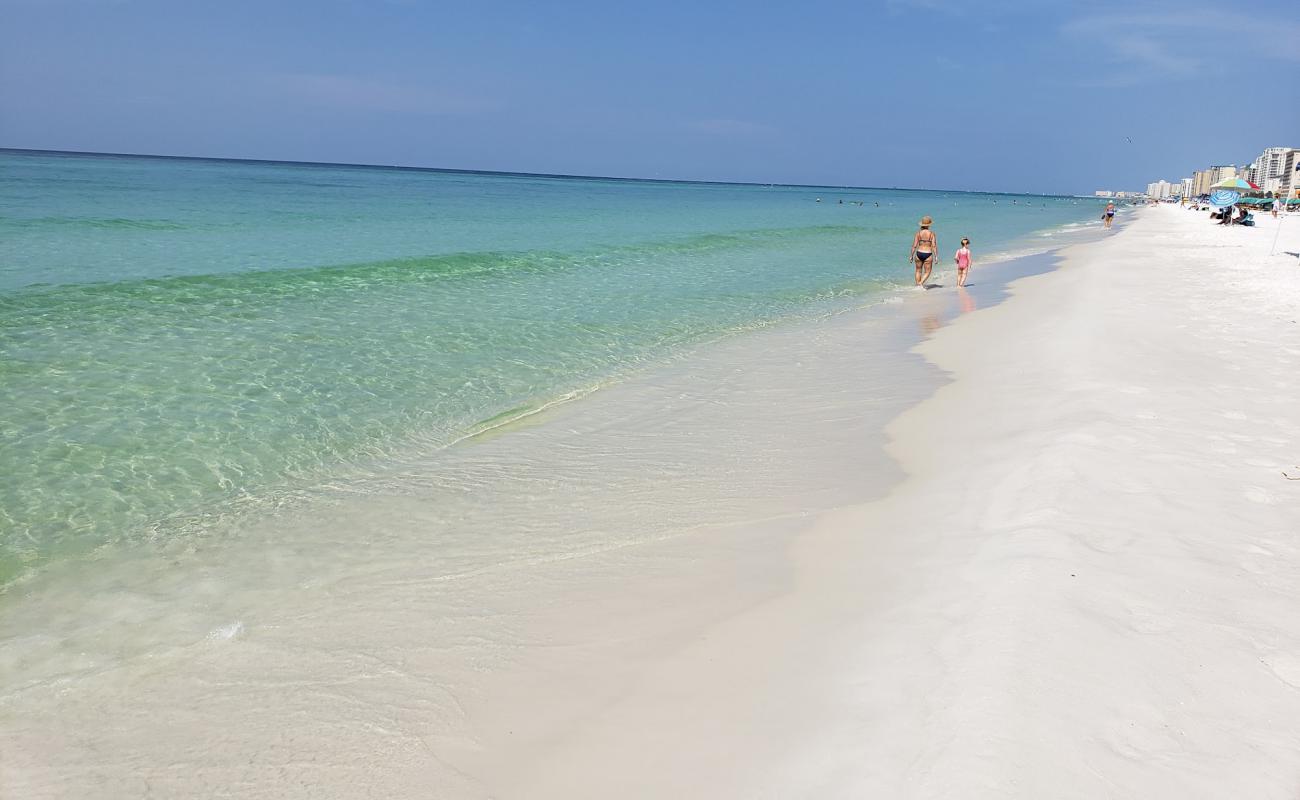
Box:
1093, 190, 1115, 197
1282, 150, 1300, 199
1245, 146, 1300, 194
1145, 180, 1175, 199
1192, 165, 1238, 197
1248, 147, 1293, 192
1172, 148, 1297, 199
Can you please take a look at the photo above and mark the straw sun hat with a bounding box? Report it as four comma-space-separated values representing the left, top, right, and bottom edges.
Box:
919, 215, 933, 227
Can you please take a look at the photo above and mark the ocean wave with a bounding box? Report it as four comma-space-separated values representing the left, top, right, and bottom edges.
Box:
1, 223, 876, 308
0, 216, 191, 231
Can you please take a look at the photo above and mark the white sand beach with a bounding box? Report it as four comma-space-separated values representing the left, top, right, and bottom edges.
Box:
7, 0, 1300, 792
778, 204, 1300, 797
5, 205, 1300, 798
454, 204, 1300, 797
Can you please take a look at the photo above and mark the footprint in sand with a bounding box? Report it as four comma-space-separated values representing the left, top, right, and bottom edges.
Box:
1126, 605, 1177, 635
1262, 654, 1300, 690
1238, 544, 1276, 575
1244, 487, 1274, 504
1103, 718, 1183, 761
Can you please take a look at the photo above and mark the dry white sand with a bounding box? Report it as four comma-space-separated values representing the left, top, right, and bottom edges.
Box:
463, 205, 1300, 797
795, 204, 1300, 796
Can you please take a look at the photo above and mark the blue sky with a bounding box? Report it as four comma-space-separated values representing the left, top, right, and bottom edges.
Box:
2, 0, 1297, 193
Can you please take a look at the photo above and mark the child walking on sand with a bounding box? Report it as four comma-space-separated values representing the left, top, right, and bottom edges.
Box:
955, 237, 972, 287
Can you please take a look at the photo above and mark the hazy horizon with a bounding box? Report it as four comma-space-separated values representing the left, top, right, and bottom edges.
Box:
0, 146, 1116, 196
3, 0, 1298, 194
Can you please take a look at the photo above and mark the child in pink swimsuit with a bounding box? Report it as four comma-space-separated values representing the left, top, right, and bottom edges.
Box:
954, 237, 972, 287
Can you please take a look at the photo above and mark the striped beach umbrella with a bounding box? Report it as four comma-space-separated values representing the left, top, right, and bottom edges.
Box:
1208, 189, 1240, 207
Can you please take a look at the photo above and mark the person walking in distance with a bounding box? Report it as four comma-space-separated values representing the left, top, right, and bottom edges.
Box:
912, 215, 937, 287
1102, 201, 1116, 229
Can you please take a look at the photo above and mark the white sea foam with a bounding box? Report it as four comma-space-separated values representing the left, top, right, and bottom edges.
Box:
206, 621, 244, 641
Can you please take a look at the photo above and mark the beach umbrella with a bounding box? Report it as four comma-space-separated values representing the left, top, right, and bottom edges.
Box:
1208, 189, 1240, 207
1210, 177, 1254, 191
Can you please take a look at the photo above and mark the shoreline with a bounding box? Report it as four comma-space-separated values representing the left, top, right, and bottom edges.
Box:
1, 228, 1093, 797
0, 211, 1094, 591
407, 204, 1300, 797
445, 204, 1300, 798
2, 152, 1108, 582
22, 205, 1296, 798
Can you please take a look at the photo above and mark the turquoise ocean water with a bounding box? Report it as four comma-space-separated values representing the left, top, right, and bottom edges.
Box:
0, 150, 1102, 585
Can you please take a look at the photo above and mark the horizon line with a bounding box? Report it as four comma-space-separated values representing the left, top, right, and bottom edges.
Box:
0, 147, 1093, 199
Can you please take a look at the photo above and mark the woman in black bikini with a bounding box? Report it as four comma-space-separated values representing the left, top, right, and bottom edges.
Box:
912, 215, 937, 287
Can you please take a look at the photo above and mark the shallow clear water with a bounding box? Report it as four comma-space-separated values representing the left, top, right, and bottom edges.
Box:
0, 150, 1103, 582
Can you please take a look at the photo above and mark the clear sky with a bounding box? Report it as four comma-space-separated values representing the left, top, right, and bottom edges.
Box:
2, 0, 1297, 194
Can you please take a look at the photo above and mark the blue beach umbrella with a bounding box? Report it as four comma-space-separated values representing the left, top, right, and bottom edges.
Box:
1209, 189, 1240, 207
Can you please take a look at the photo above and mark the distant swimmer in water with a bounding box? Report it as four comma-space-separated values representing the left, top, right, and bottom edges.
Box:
911, 215, 937, 288
874, 202, 880, 207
